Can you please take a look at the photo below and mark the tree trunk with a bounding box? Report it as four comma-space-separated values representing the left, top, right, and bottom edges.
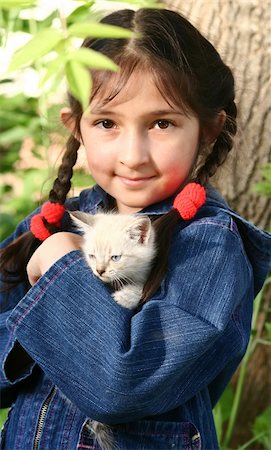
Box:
167, 0, 271, 447
167, 0, 271, 228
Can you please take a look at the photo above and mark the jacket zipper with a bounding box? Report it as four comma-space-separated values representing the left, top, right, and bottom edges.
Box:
33, 386, 55, 450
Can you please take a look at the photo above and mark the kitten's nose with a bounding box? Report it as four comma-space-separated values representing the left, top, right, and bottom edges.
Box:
97, 268, 105, 276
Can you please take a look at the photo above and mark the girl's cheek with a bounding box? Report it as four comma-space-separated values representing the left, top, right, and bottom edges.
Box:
86, 154, 111, 174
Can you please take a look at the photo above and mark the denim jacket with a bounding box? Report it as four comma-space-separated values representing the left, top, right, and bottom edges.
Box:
1, 185, 271, 450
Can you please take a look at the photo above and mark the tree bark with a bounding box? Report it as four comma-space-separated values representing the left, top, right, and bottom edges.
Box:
166, 0, 271, 447
167, 0, 271, 229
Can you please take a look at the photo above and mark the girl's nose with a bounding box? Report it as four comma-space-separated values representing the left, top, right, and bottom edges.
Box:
119, 130, 150, 169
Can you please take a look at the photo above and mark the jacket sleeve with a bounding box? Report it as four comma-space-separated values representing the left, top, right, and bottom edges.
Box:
0, 215, 37, 406
5, 219, 253, 422
0, 197, 83, 407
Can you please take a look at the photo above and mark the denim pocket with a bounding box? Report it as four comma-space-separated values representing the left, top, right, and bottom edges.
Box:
191, 426, 201, 450
77, 420, 95, 449
113, 420, 201, 450
77, 419, 201, 450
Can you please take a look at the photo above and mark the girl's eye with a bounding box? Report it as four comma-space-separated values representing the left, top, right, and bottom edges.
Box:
154, 119, 174, 129
96, 120, 116, 129
111, 255, 121, 262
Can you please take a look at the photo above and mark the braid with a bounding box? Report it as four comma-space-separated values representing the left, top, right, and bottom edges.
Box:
143, 102, 237, 302
36, 134, 80, 236
196, 101, 237, 186
49, 135, 80, 204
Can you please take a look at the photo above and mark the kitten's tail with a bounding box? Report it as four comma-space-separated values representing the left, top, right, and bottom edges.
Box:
86, 420, 115, 450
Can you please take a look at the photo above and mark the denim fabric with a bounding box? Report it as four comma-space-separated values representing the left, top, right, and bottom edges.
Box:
1, 185, 271, 450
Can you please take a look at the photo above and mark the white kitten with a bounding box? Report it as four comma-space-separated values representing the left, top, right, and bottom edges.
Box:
70, 211, 156, 309
69, 211, 156, 450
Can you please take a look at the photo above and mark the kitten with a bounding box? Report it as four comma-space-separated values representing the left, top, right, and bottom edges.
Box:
70, 211, 156, 450
70, 211, 156, 309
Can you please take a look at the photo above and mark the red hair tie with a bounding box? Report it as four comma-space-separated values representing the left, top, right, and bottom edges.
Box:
173, 183, 206, 220
30, 202, 65, 241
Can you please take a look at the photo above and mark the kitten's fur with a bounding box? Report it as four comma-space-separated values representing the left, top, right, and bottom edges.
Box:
70, 211, 156, 309
70, 211, 156, 450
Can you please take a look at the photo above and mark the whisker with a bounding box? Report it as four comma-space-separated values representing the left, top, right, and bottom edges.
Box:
112, 275, 124, 290
119, 274, 135, 285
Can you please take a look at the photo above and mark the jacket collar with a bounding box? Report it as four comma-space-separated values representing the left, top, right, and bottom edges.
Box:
78, 183, 271, 256
78, 184, 270, 246
79, 184, 176, 216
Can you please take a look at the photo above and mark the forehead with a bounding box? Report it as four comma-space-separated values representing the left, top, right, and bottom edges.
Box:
90, 69, 179, 112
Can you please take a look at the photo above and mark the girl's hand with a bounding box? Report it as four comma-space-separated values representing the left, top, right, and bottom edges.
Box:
27, 232, 83, 286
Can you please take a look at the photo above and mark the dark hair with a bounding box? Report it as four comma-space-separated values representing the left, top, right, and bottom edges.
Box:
0, 8, 237, 297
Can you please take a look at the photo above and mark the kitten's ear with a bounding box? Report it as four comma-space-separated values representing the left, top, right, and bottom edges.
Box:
127, 216, 152, 245
69, 211, 95, 233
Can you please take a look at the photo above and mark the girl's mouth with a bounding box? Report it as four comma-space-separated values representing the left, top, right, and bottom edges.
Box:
117, 175, 155, 187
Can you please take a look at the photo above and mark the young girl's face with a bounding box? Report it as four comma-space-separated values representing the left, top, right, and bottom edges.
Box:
69, 71, 200, 213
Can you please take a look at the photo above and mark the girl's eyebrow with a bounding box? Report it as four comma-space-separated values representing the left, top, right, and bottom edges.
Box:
90, 108, 185, 116
151, 110, 185, 116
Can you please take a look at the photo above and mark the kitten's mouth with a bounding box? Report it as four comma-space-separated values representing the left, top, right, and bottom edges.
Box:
96, 273, 111, 283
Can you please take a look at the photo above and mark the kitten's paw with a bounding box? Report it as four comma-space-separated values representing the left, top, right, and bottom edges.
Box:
113, 285, 142, 309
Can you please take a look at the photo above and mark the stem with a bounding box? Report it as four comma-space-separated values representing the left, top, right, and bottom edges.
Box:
57, 2, 67, 37
223, 289, 264, 447
2, 8, 18, 47
0, 9, 5, 45
255, 338, 271, 346
223, 343, 250, 446
237, 431, 266, 450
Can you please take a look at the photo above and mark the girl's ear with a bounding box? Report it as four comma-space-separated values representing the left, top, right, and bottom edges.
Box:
203, 110, 227, 145
60, 107, 82, 142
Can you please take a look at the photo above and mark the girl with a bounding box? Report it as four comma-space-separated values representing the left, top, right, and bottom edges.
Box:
1, 7, 271, 450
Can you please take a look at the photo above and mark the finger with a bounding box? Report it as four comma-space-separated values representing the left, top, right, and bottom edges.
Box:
26, 257, 41, 286
28, 273, 41, 286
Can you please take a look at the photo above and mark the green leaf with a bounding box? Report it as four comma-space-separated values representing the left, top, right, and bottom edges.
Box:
252, 405, 271, 449
70, 48, 118, 71
213, 402, 223, 444
0, 126, 29, 145
0, 409, 9, 429
0, 0, 37, 8
8, 29, 63, 72
265, 323, 271, 341
66, 4, 94, 26
68, 21, 134, 39
105, 0, 161, 6
251, 163, 271, 198
217, 385, 234, 422
65, 60, 92, 111
39, 54, 67, 87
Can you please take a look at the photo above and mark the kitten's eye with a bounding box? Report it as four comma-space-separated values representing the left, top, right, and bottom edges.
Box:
111, 255, 121, 262
88, 254, 95, 259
